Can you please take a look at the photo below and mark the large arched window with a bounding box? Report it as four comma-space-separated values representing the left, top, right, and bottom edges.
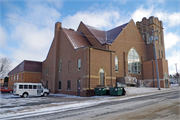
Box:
99, 68, 105, 85
115, 56, 118, 71
128, 48, 141, 74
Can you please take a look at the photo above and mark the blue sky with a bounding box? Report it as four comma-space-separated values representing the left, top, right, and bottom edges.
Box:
0, 0, 180, 75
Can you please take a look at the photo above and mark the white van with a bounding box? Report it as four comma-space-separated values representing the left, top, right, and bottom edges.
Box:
13, 83, 49, 98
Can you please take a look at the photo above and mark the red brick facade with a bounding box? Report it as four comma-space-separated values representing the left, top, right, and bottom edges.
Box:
41, 16, 169, 96
8, 16, 169, 96
8, 72, 42, 89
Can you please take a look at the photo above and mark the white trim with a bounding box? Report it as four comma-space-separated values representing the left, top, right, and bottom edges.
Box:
144, 79, 164, 81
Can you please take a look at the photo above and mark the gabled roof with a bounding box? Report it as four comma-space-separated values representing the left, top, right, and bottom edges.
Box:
83, 22, 129, 44
62, 21, 129, 49
107, 22, 128, 43
63, 28, 92, 49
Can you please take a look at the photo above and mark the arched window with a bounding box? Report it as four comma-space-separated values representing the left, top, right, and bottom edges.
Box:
99, 68, 105, 85
115, 56, 118, 71
128, 48, 141, 74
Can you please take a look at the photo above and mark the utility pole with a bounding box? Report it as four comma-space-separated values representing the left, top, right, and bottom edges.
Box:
175, 63, 179, 84
152, 60, 154, 87
151, 30, 161, 90
175, 63, 177, 73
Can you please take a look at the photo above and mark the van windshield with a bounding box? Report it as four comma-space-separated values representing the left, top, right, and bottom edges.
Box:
13, 85, 17, 89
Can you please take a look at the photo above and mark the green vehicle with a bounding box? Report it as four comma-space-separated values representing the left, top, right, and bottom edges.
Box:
110, 87, 124, 96
94, 87, 107, 95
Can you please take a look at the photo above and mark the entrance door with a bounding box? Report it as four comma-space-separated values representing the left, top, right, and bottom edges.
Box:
165, 79, 169, 88
77, 80, 81, 96
100, 68, 105, 85
37, 85, 41, 96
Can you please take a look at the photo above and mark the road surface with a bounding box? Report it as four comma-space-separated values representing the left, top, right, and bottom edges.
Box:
3, 90, 179, 120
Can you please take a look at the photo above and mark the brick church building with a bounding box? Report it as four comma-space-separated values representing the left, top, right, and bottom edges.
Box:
8, 16, 169, 96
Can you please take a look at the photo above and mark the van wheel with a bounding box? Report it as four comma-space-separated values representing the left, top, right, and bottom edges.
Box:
23, 93, 28, 98
43, 92, 48, 97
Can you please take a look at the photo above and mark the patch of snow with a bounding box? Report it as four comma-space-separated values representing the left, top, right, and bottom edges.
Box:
170, 84, 179, 86
0, 86, 179, 120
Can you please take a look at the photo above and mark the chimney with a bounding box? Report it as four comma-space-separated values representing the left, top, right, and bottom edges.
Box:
54, 22, 61, 37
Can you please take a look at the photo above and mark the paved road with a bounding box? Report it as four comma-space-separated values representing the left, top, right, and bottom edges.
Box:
6, 90, 179, 120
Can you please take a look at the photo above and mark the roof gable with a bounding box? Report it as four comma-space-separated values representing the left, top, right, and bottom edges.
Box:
82, 21, 129, 44
63, 28, 92, 49
107, 22, 128, 43
83, 24, 107, 44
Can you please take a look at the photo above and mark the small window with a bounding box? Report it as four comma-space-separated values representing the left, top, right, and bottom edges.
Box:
17, 75, 19, 81
159, 33, 161, 45
37, 85, 41, 89
24, 85, 28, 89
59, 81, 61, 90
33, 85, 37, 89
115, 56, 118, 71
158, 50, 160, 58
46, 81, 48, 89
59, 58, 62, 72
19, 85, 23, 89
14, 76, 16, 81
142, 34, 145, 41
29, 85, 32, 89
47, 67, 49, 75
78, 59, 81, 70
150, 18, 153, 24
44, 68, 46, 76
161, 51, 163, 58
67, 80, 71, 90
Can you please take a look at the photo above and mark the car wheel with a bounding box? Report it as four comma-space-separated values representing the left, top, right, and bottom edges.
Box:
43, 92, 48, 97
10, 91, 13, 93
23, 93, 28, 98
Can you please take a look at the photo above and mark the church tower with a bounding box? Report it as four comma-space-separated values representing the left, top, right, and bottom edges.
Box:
136, 16, 165, 61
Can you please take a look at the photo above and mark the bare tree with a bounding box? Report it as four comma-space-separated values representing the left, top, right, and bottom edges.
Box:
0, 57, 11, 79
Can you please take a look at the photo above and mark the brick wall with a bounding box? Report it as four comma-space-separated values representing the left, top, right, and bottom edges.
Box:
42, 18, 169, 96
8, 72, 41, 89
143, 59, 169, 88
110, 20, 147, 80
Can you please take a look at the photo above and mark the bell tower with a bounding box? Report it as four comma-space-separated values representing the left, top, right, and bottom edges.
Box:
136, 16, 166, 61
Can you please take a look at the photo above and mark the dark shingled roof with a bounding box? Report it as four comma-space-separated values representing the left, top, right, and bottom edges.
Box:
107, 22, 128, 43
8, 60, 42, 76
63, 28, 92, 49
83, 22, 129, 44
62, 21, 129, 49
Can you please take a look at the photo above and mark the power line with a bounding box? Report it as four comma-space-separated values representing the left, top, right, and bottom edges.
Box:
1, 14, 148, 44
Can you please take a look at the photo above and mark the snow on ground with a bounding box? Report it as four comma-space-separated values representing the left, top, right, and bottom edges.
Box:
125, 86, 180, 95
170, 84, 179, 86
0, 86, 179, 119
